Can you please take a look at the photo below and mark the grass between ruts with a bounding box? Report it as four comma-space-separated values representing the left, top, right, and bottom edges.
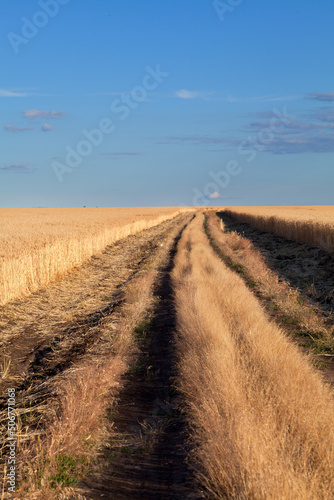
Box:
204, 211, 334, 356
3, 217, 189, 499
172, 213, 334, 499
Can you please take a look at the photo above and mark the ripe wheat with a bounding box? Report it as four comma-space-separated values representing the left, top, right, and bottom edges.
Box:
0, 207, 192, 305
224, 206, 334, 254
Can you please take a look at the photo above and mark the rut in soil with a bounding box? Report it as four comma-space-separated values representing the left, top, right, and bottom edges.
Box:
80, 223, 204, 500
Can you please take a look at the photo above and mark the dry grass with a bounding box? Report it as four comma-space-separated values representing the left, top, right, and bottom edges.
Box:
172, 213, 334, 499
0, 206, 192, 306
224, 206, 334, 254
10, 216, 187, 499
205, 212, 334, 353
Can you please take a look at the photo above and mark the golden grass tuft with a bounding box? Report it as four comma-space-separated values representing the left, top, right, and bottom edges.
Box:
172, 214, 334, 499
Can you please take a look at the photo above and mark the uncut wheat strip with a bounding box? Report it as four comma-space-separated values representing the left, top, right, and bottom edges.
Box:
225, 209, 334, 254
172, 214, 334, 499
0, 209, 192, 306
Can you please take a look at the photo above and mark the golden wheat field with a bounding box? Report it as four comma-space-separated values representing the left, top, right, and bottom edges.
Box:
1, 207, 334, 499
0, 207, 192, 306
224, 205, 334, 253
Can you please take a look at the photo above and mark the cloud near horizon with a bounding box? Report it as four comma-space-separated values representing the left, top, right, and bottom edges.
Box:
305, 92, 334, 102
23, 109, 66, 119
208, 191, 221, 199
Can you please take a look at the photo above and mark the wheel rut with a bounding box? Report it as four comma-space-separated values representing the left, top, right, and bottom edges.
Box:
80, 218, 204, 500
0, 216, 190, 459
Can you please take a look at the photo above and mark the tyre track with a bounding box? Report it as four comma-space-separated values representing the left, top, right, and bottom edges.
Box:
0, 215, 189, 457
79, 215, 204, 500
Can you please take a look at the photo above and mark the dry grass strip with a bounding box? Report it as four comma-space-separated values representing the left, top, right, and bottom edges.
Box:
172, 213, 334, 499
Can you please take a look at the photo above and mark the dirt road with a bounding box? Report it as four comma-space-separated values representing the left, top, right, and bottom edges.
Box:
0, 213, 204, 499
79, 219, 203, 499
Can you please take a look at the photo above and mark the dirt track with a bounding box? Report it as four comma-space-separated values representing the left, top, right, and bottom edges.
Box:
80, 219, 203, 499
0, 213, 204, 499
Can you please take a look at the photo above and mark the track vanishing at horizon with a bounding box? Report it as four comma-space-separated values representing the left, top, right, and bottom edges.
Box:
1, 211, 334, 499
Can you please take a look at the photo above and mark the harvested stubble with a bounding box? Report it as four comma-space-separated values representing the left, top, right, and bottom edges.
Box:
0, 207, 192, 306
172, 213, 334, 499
224, 206, 334, 254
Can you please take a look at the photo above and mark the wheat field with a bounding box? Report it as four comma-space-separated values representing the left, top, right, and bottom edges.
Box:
0, 207, 192, 306
224, 206, 334, 254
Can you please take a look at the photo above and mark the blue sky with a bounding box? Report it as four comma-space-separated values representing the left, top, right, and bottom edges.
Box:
1, 0, 334, 207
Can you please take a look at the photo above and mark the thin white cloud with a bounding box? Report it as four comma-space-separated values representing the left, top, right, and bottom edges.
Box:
4, 125, 35, 133
0, 88, 27, 97
157, 135, 233, 145
99, 152, 143, 156
41, 123, 54, 132
209, 191, 221, 199
23, 109, 66, 119
174, 89, 212, 100
259, 95, 300, 102
306, 92, 334, 102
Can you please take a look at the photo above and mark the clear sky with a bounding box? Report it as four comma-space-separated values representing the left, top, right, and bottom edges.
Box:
1, 0, 334, 207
